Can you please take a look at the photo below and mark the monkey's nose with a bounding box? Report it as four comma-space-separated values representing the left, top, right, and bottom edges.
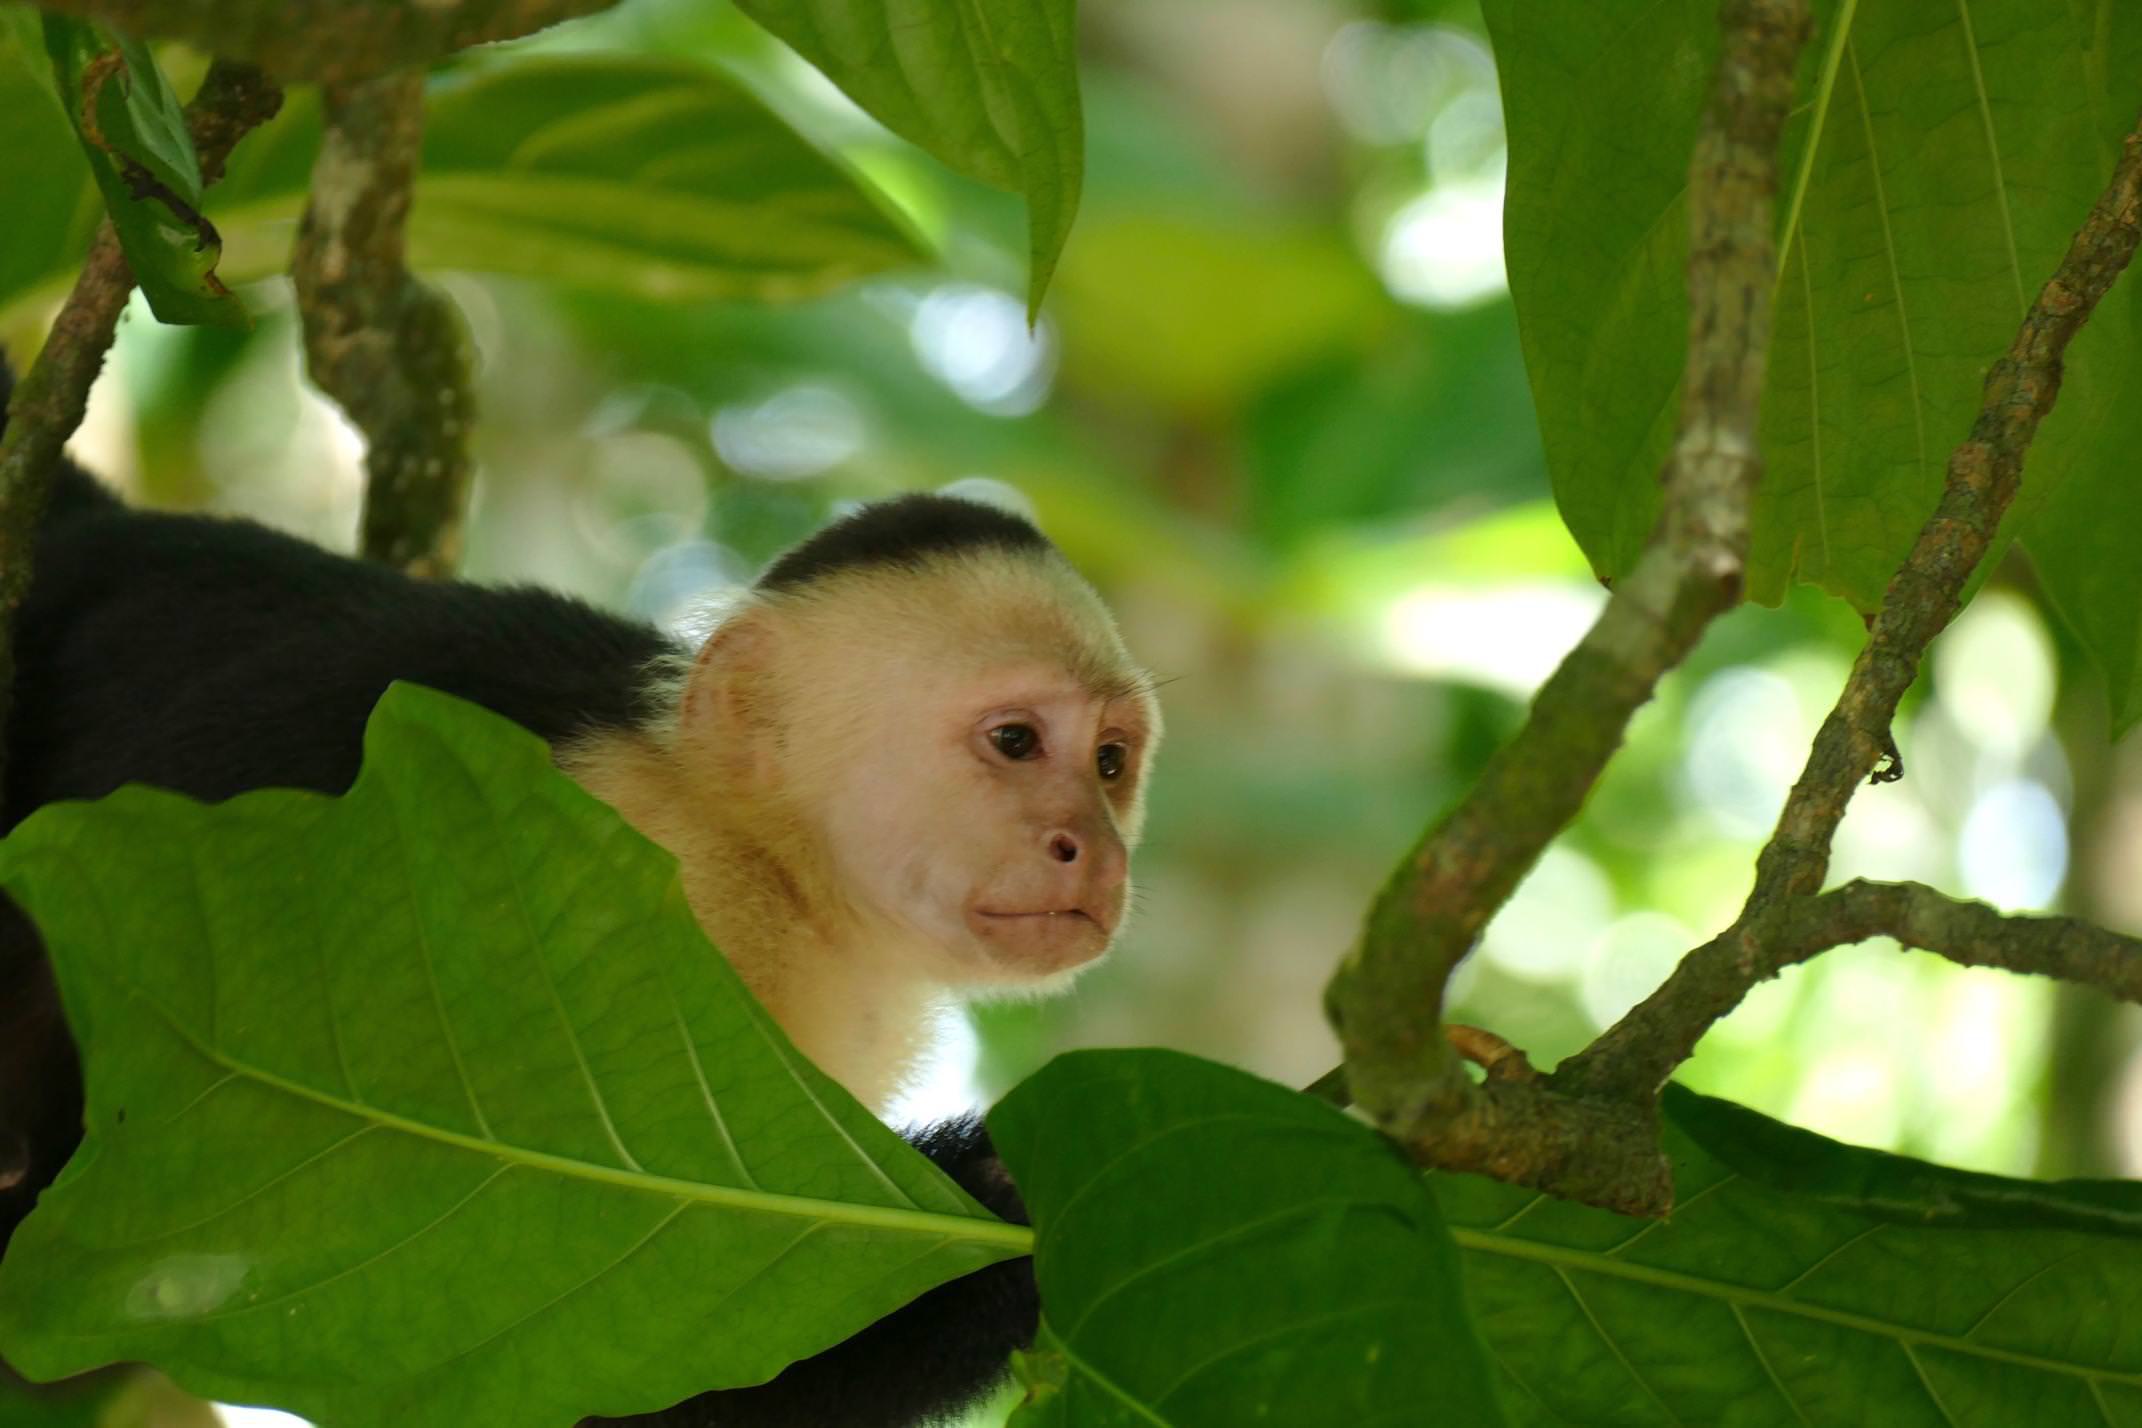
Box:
1048, 832, 1080, 864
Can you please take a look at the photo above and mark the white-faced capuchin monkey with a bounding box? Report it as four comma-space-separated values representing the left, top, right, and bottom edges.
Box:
0, 358, 1160, 1427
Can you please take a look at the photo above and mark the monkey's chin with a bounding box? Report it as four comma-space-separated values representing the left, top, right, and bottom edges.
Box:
964, 908, 1112, 979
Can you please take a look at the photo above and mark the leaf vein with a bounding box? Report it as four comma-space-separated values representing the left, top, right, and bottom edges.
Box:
1952, 0, 2029, 313
1454, 1228, 2142, 1387
380, 777, 493, 1139
1556, 1266, 1685, 1426
483, 779, 643, 1172
1846, 42, 1931, 495
191, 1162, 517, 1324
1775, 0, 1860, 291
1150, 1300, 1409, 1412
1961, 1244, 2090, 1339
424, 1199, 693, 1373
88, 963, 1028, 1247
1776, 1221, 1886, 1295
649, 946, 756, 1190
1062, 1197, 1380, 1342
98, 1124, 381, 1251
1733, 1303, 1812, 1428
1902, 1341, 1962, 1428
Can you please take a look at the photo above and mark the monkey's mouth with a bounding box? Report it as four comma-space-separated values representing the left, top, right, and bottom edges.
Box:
974, 907, 1104, 930
965, 905, 1116, 976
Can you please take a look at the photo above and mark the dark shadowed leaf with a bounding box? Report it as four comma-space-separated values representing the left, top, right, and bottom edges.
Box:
733, 0, 1083, 318
0, 684, 1025, 1428
1445, 1085, 2142, 1425
991, 1049, 1506, 1427
1484, 0, 2142, 729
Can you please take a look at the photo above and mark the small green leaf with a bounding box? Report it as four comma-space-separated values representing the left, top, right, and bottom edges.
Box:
733, 0, 1084, 318
1444, 1085, 2142, 1424
0, 683, 1025, 1428
40, 15, 243, 327
991, 1049, 1507, 1427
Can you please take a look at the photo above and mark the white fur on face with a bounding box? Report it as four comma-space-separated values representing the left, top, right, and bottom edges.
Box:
758, 552, 1158, 987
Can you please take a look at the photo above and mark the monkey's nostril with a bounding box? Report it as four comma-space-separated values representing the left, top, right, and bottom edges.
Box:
1050, 833, 1079, 863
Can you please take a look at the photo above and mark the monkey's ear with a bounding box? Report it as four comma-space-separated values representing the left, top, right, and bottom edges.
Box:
677, 609, 782, 785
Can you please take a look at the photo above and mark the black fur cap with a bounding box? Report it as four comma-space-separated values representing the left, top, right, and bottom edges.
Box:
755, 493, 1051, 594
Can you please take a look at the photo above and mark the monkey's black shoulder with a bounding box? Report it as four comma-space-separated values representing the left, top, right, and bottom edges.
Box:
756, 493, 1049, 594
7, 480, 679, 816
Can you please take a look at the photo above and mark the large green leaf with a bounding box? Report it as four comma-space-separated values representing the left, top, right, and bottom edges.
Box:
1445, 1085, 2142, 1424
0, 684, 1025, 1428
733, 0, 1083, 318
0, 52, 926, 334
990, 1049, 1506, 1427
1484, 2, 2142, 726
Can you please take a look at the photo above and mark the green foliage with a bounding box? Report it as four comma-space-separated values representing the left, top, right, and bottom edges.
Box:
991, 1049, 1505, 1427
0, 685, 1023, 1427
39, 17, 244, 327
1485, 0, 2142, 730
411, 56, 924, 302
732, 0, 1083, 318
1447, 1086, 2142, 1424
1050, 214, 1384, 418
0, 48, 927, 330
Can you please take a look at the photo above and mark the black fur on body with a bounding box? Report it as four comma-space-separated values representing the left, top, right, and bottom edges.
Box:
0, 368, 1038, 1426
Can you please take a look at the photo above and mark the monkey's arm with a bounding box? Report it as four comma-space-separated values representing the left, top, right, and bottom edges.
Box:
587, 1117, 1038, 1428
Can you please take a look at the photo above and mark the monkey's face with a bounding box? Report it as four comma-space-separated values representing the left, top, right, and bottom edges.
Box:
812, 657, 1157, 986
682, 556, 1160, 994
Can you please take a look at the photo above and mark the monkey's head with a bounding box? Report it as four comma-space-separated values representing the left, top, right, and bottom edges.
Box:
676, 496, 1160, 989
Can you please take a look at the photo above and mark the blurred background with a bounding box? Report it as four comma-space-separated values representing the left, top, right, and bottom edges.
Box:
36, 0, 2142, 1374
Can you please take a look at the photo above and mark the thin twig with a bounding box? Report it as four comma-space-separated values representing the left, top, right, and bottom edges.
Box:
1448, 1024, 1540, 1083
1304, 1023, 1538, 1106
1320, 0, 1809, 1217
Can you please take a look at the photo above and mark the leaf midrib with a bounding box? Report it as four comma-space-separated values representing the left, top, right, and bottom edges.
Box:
116, 975, 1033, 1252
1452, 1226, 2142, 1387
1775, 0, 1859, 289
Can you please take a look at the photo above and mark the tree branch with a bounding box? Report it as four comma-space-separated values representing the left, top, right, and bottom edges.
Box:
1321, 0, 1809, 1218
0, 60, 281, 781
292, 70, 473, 579
1562, 113, 2142, 1105
1565, 880, 2142, 1076
1814, 881, 2142, 996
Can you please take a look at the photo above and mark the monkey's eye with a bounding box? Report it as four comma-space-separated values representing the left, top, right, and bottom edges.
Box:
1096, 743, 1128, 781
990, 724, 1041, 760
